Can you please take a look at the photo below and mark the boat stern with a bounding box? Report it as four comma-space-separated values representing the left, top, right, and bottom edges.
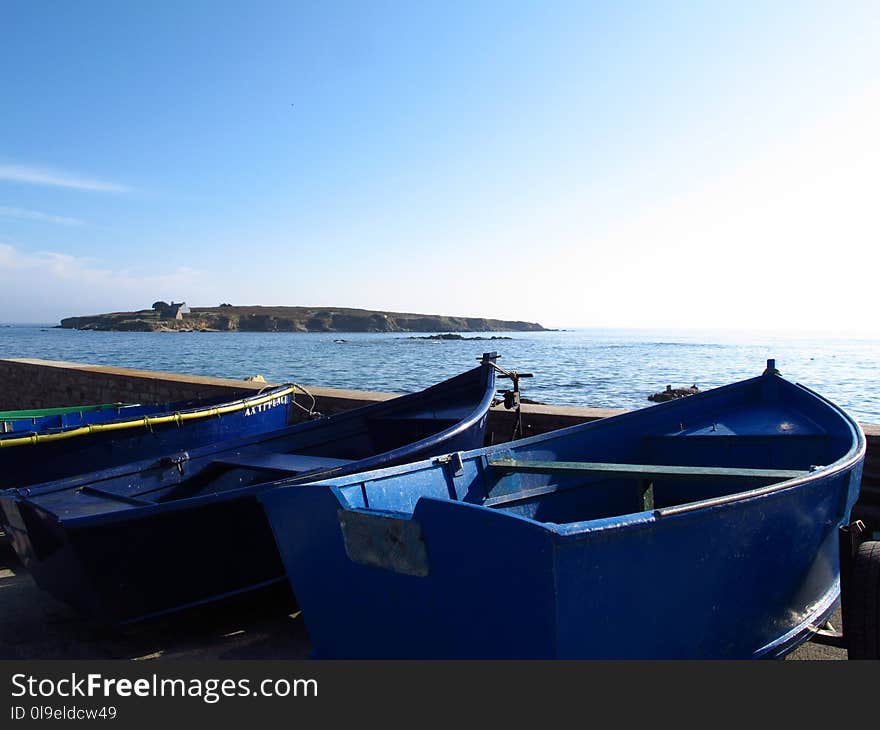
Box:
0, 493, 101, 616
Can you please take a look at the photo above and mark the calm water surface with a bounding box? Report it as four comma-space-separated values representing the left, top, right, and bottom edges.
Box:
1, 326, 878, 423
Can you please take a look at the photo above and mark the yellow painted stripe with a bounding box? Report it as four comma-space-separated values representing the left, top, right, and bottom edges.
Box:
0, 385, 297, 449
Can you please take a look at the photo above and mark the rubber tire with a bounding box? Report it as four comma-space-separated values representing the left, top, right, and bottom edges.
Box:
846, 540, 880, 659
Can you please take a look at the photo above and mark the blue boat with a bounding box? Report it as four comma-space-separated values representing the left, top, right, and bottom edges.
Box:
0, 354, 498, 624
0, 384, 298, 489
0, 402, 141, 434
259, 361, 869, 659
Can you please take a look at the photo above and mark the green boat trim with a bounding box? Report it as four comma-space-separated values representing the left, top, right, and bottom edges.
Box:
0, 403, 138, 420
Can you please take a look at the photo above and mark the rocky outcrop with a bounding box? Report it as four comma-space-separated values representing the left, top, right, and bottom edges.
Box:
648, 384, 700, 402
406, 333, 514, 341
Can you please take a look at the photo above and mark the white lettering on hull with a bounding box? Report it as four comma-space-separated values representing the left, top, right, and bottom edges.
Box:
244, 395, 290, 417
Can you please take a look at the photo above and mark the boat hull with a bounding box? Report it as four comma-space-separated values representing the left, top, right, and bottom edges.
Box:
0, 358, 497, 624
1, 488, 288, 622
259, 369, 866, 658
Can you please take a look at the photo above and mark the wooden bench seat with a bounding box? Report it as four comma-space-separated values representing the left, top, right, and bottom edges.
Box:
485, 459, 810, 511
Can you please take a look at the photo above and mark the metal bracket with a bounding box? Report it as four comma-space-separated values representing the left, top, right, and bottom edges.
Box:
808, 621, 846, 649
434, 451, 464, 476
479, 356, 534, 441
158, 451, 190, 475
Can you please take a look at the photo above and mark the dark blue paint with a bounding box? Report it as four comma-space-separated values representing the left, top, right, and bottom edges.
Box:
0, 385, 295, 489
0, 356, 497, 624
259, 364, 866, 658
0, 403, 142, 434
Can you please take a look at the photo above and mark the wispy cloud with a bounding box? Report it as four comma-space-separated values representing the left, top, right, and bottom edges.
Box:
0, 242, 203, 321
0, 205, 83, 226
0, 243, 196, 285
0, 164, 129, 193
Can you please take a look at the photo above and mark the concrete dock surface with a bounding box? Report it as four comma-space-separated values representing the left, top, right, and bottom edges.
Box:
0, 542, 844, 661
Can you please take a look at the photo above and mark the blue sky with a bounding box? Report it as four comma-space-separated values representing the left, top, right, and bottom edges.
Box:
1, 1, 878, 333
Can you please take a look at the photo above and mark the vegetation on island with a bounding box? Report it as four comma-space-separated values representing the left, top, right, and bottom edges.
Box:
58, 304, 548, 333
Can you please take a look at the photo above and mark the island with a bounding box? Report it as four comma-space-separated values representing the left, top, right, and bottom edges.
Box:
59, 302, 548, 333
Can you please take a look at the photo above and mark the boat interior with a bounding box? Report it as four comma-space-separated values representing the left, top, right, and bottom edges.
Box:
22, 365, 491, 518
336, 379, 857, 527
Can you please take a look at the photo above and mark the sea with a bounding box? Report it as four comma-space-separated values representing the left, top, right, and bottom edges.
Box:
1, 325, 878, 423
